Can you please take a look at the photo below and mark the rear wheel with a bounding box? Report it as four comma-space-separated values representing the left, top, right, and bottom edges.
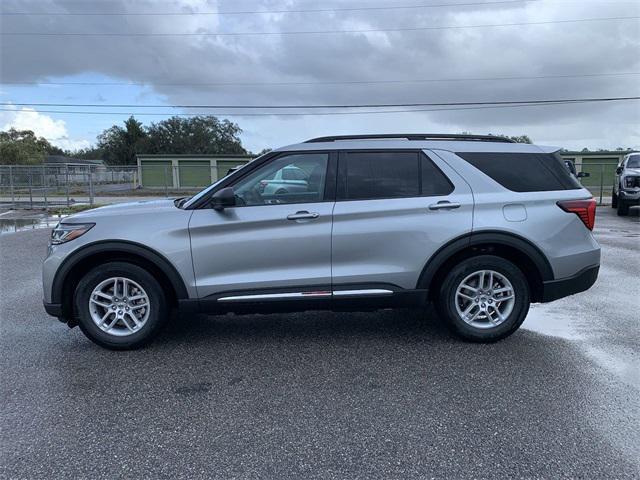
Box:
74, 262, 168, 350
437, 255, 530, 342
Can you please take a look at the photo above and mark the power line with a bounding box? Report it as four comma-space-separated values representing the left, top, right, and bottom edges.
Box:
4, 96, 640, 110
2, 15, 638, 36
0, 0, 534, 16
3, 72, 639, 87
2, 97, 638, 117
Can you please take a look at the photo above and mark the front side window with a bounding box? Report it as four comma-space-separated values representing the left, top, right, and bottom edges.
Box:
233, 153, 328, 206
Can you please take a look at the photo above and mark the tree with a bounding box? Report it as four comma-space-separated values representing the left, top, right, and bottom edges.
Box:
145, 116, 246, 155
487, 133, 532, 144
96, 116, 148, 165
93, 115, 247, 165
460, 131, 532, 143
0, 128, 58, 165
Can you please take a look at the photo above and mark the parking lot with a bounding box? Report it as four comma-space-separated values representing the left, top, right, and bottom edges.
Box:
0, 207, 638, 479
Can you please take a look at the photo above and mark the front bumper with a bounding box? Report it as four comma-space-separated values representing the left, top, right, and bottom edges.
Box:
541, 265, 599, 302
619, 189, 640, 204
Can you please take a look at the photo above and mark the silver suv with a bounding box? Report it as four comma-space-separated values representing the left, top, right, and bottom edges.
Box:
612, 152, 640, 216
43, 134, 600, 350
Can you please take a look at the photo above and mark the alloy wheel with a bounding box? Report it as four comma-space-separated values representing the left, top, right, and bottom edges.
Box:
88, 277, 150, 336
454, 270, 515, 329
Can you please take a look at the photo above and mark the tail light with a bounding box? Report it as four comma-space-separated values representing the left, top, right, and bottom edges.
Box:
557, 198, 596, 230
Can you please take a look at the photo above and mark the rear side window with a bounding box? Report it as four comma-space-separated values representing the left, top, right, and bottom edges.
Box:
422, 154, 454, 196
343, 151, 420, 200
456, 152, 582, 192
339, 151, 454, 200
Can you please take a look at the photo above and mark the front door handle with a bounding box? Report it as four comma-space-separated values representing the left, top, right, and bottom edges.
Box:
287, 211, 320, 220
428, 201, 461, 211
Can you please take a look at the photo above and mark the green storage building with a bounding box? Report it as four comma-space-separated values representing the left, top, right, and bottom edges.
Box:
136, 154, 254, 189
559, 151, 634, 194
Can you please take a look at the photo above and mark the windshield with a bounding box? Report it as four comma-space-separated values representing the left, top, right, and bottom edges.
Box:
627, 155, 640, 169
181, 156, 261, 208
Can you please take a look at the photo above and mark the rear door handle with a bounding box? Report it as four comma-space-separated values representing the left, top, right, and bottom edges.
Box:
428, 201, 461, 211
287, 211, 319, 220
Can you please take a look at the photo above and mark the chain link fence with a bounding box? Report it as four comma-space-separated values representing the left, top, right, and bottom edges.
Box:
0, 164, 220, 209
0, 164, 140, 209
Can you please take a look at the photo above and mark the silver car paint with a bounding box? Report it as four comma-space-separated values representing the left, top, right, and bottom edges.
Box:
432, 149, 600, 279
43, 139, 601, 306
42, 200, 195, 303
331, 152, 473, 289
188, 201, 333, 297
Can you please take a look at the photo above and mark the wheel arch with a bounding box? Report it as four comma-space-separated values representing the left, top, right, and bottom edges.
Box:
52, 240, 189, 323
417, 231, 554, 303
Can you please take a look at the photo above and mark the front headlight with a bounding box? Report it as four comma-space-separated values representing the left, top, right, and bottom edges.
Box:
50, 223, 95, 245
624, 176, 638, 188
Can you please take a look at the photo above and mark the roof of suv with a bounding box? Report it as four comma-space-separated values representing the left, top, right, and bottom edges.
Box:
275, 134, 559, 154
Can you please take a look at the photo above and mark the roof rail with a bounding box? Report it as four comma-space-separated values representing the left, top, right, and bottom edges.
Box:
304, 134, 515, 143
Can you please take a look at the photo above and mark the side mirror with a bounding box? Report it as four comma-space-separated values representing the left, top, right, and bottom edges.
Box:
211, 187, 236, 211
577, 172, 590, 178
616, 167, 623, 175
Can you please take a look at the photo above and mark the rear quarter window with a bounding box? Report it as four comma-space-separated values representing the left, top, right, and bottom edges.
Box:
456, 152, 582, 192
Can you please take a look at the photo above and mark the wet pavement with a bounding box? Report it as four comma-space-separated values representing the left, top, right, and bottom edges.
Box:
0, 206, 638, 479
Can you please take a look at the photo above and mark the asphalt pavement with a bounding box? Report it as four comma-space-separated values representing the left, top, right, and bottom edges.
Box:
0, 207, 638, 479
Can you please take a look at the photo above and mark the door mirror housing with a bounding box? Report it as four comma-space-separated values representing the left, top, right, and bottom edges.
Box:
616, 166, 623, 175
211, 187, 236, 210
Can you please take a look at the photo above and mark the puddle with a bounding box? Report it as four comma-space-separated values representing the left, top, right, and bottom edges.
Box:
0, 217, 61, 235
587, 349, 640, 389
523, 304, 639, 390
522, 303, 585, 340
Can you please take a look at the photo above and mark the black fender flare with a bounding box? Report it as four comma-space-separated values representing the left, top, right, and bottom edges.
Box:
416, 230, 554, 291
51, 240, 189, 304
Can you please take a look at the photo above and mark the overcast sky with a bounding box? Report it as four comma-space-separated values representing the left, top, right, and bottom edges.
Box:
1, 0, 639, 153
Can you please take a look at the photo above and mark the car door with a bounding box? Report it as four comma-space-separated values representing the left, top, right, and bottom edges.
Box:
331, 149, 473, 291
189, 151, 336, 299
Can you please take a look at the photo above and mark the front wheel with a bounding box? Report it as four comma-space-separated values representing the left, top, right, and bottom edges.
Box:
617, 199, 629, 216
437, 255, 530, 342
611, 189, 618, 208
74, 262, 168, 350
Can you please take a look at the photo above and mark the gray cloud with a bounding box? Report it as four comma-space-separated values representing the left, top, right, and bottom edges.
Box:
1, 0, 639, 151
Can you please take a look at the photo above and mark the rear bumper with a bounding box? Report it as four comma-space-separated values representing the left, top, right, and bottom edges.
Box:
541, 265, 599, 302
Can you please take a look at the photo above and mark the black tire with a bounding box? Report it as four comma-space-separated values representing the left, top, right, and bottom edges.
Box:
74, 262, 168, 350
617, 200, 629, 216
437, 255, 530, 342
611, 189, 618, 208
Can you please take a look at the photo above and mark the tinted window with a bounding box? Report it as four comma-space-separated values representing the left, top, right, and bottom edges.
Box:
456, 152, 582, 192
233, 153, 328, 206
421, 154, 454, 196
344, 151, 419, 200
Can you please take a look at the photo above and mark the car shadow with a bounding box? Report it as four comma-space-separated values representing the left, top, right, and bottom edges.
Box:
158, 306, 455, 346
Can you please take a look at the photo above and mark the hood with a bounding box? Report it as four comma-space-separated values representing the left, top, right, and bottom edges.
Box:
624, 168, 640, 176
64, 199, 178, 222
